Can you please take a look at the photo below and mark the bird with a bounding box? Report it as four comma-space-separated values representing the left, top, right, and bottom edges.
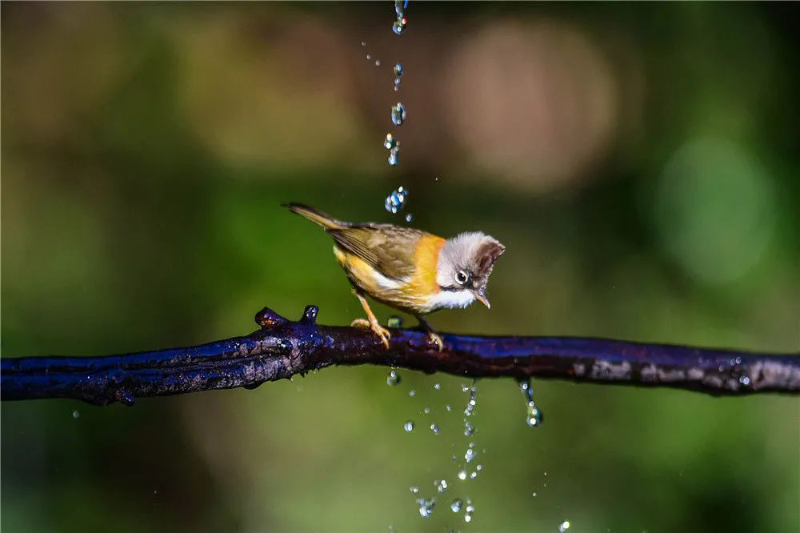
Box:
284, 203, 505, 350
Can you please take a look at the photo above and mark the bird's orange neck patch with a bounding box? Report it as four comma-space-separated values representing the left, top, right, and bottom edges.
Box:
412, 235, 446, 294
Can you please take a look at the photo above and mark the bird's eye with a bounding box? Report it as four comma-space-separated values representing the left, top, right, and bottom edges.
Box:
455, 270, 469, 285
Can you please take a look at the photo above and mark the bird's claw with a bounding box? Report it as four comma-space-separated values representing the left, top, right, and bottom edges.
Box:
428, 331, 444, 352
351, 318, 391, 349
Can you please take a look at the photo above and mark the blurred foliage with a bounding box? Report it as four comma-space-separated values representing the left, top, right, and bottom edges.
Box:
2, 3, 798, 533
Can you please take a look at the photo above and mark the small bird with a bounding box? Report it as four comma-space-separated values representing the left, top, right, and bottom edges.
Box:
284, 203, 505, 350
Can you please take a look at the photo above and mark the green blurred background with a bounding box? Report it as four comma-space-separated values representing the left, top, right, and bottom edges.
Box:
2, 2, 799, 532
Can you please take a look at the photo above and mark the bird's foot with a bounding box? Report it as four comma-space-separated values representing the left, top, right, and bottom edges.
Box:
351, 318, 391, 349
427, 331, 444, 352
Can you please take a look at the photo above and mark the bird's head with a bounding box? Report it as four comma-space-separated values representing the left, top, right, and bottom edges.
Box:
435, 232, 505, 309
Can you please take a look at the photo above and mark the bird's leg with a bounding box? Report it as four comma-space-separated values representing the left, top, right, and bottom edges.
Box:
416, 315, 444, 352
351, 290, 391, 349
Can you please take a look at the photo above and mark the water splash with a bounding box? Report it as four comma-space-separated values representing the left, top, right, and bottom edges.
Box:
387, 370, 401, 386
385, 186, 408, 213
391, 103, 407, 126
404, 420, 415, 432
520, 378, 544, 427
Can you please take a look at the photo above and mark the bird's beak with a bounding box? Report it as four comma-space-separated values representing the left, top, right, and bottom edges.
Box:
474, 291, 491, 309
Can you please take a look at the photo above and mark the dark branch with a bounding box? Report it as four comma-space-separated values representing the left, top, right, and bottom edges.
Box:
2, 306, 799, 406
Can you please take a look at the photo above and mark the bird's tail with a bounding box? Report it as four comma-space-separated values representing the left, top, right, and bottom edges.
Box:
283, 203, 348, 230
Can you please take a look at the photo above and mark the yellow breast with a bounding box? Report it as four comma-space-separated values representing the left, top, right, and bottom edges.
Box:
333, 235, 445, 313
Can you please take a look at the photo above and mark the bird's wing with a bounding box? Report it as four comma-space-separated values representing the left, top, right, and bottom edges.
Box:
329, 224, 425, 281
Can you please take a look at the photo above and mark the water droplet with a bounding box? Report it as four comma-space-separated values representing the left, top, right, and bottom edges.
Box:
457, 470, 467, 481
387, 315, 403, 328
391, 103, 407, 126
435, 479, 448, 493
470, 471, 478, 479
532, 491, 538, 497
520, 379, 544, 427
450, 499, 463, 512
361, 41, 367, 47
445, 404, 452, 412
384, 186, 408, 213
423, 407, 430, 415
410, 486, 419, 494
367, 54, 372, 60
394, 0, 408, 18
463, 421, 474, 436
388, 146, 400, 166
461, 383, 469, 392
408, 389, 416, 397
384, 133, 396, 150
375, 59, 381, 67
433, 383, 441, 390
526, 402, 544, 427
392, 18, 407, 35
394, 63, 403, 77
394, 85, 400, 92
393, 77, 401, 87
464, 500, 475, 522
465, 448, 476, 463
387, 370, 401, 386
464, 385, 478, 416
405, 213, 413, 223
559, 520, 571, 532
404, 420, 415, 432
72, 410, 80, 419
417, 498, 435, 518
739, 375, 751, 386
430, 423, 440, 435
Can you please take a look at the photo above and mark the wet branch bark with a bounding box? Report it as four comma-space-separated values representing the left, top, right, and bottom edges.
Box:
2, 306, 799, 406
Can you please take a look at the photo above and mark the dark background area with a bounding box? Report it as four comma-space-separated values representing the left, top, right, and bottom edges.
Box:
2, 3, 798, 532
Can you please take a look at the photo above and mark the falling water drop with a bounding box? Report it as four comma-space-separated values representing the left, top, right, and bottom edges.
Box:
72, 410, 80, 420
450, 499, 462, 512
463, 421, 474, 436
392, 18, 407, 35
520, 378, 544, 427
404, 420, 415, 432
435, 479, 448, 493
384, 186, 408, 213
405, 213, 413, 223
361, 41, 367, 47
457, 470, 467, 481
384, 133, 396, 150
408, 389, 416, 397
409, 486, 419, 494
394, 63, 404, 77
395, 0, 407, 17
388, 147, 400, 166
391, 103, 407, 126
418, 498, 435, 518
375, 59, 382, 66
465, 448, 476, 463
367, 54, 372, 60
464, 500, 475, 523
430, 423, 440, 435
387, 370, 401, 386
559, 520, 571, 532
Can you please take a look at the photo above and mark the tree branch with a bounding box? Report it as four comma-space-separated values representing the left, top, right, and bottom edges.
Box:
2, 306, 798, 406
